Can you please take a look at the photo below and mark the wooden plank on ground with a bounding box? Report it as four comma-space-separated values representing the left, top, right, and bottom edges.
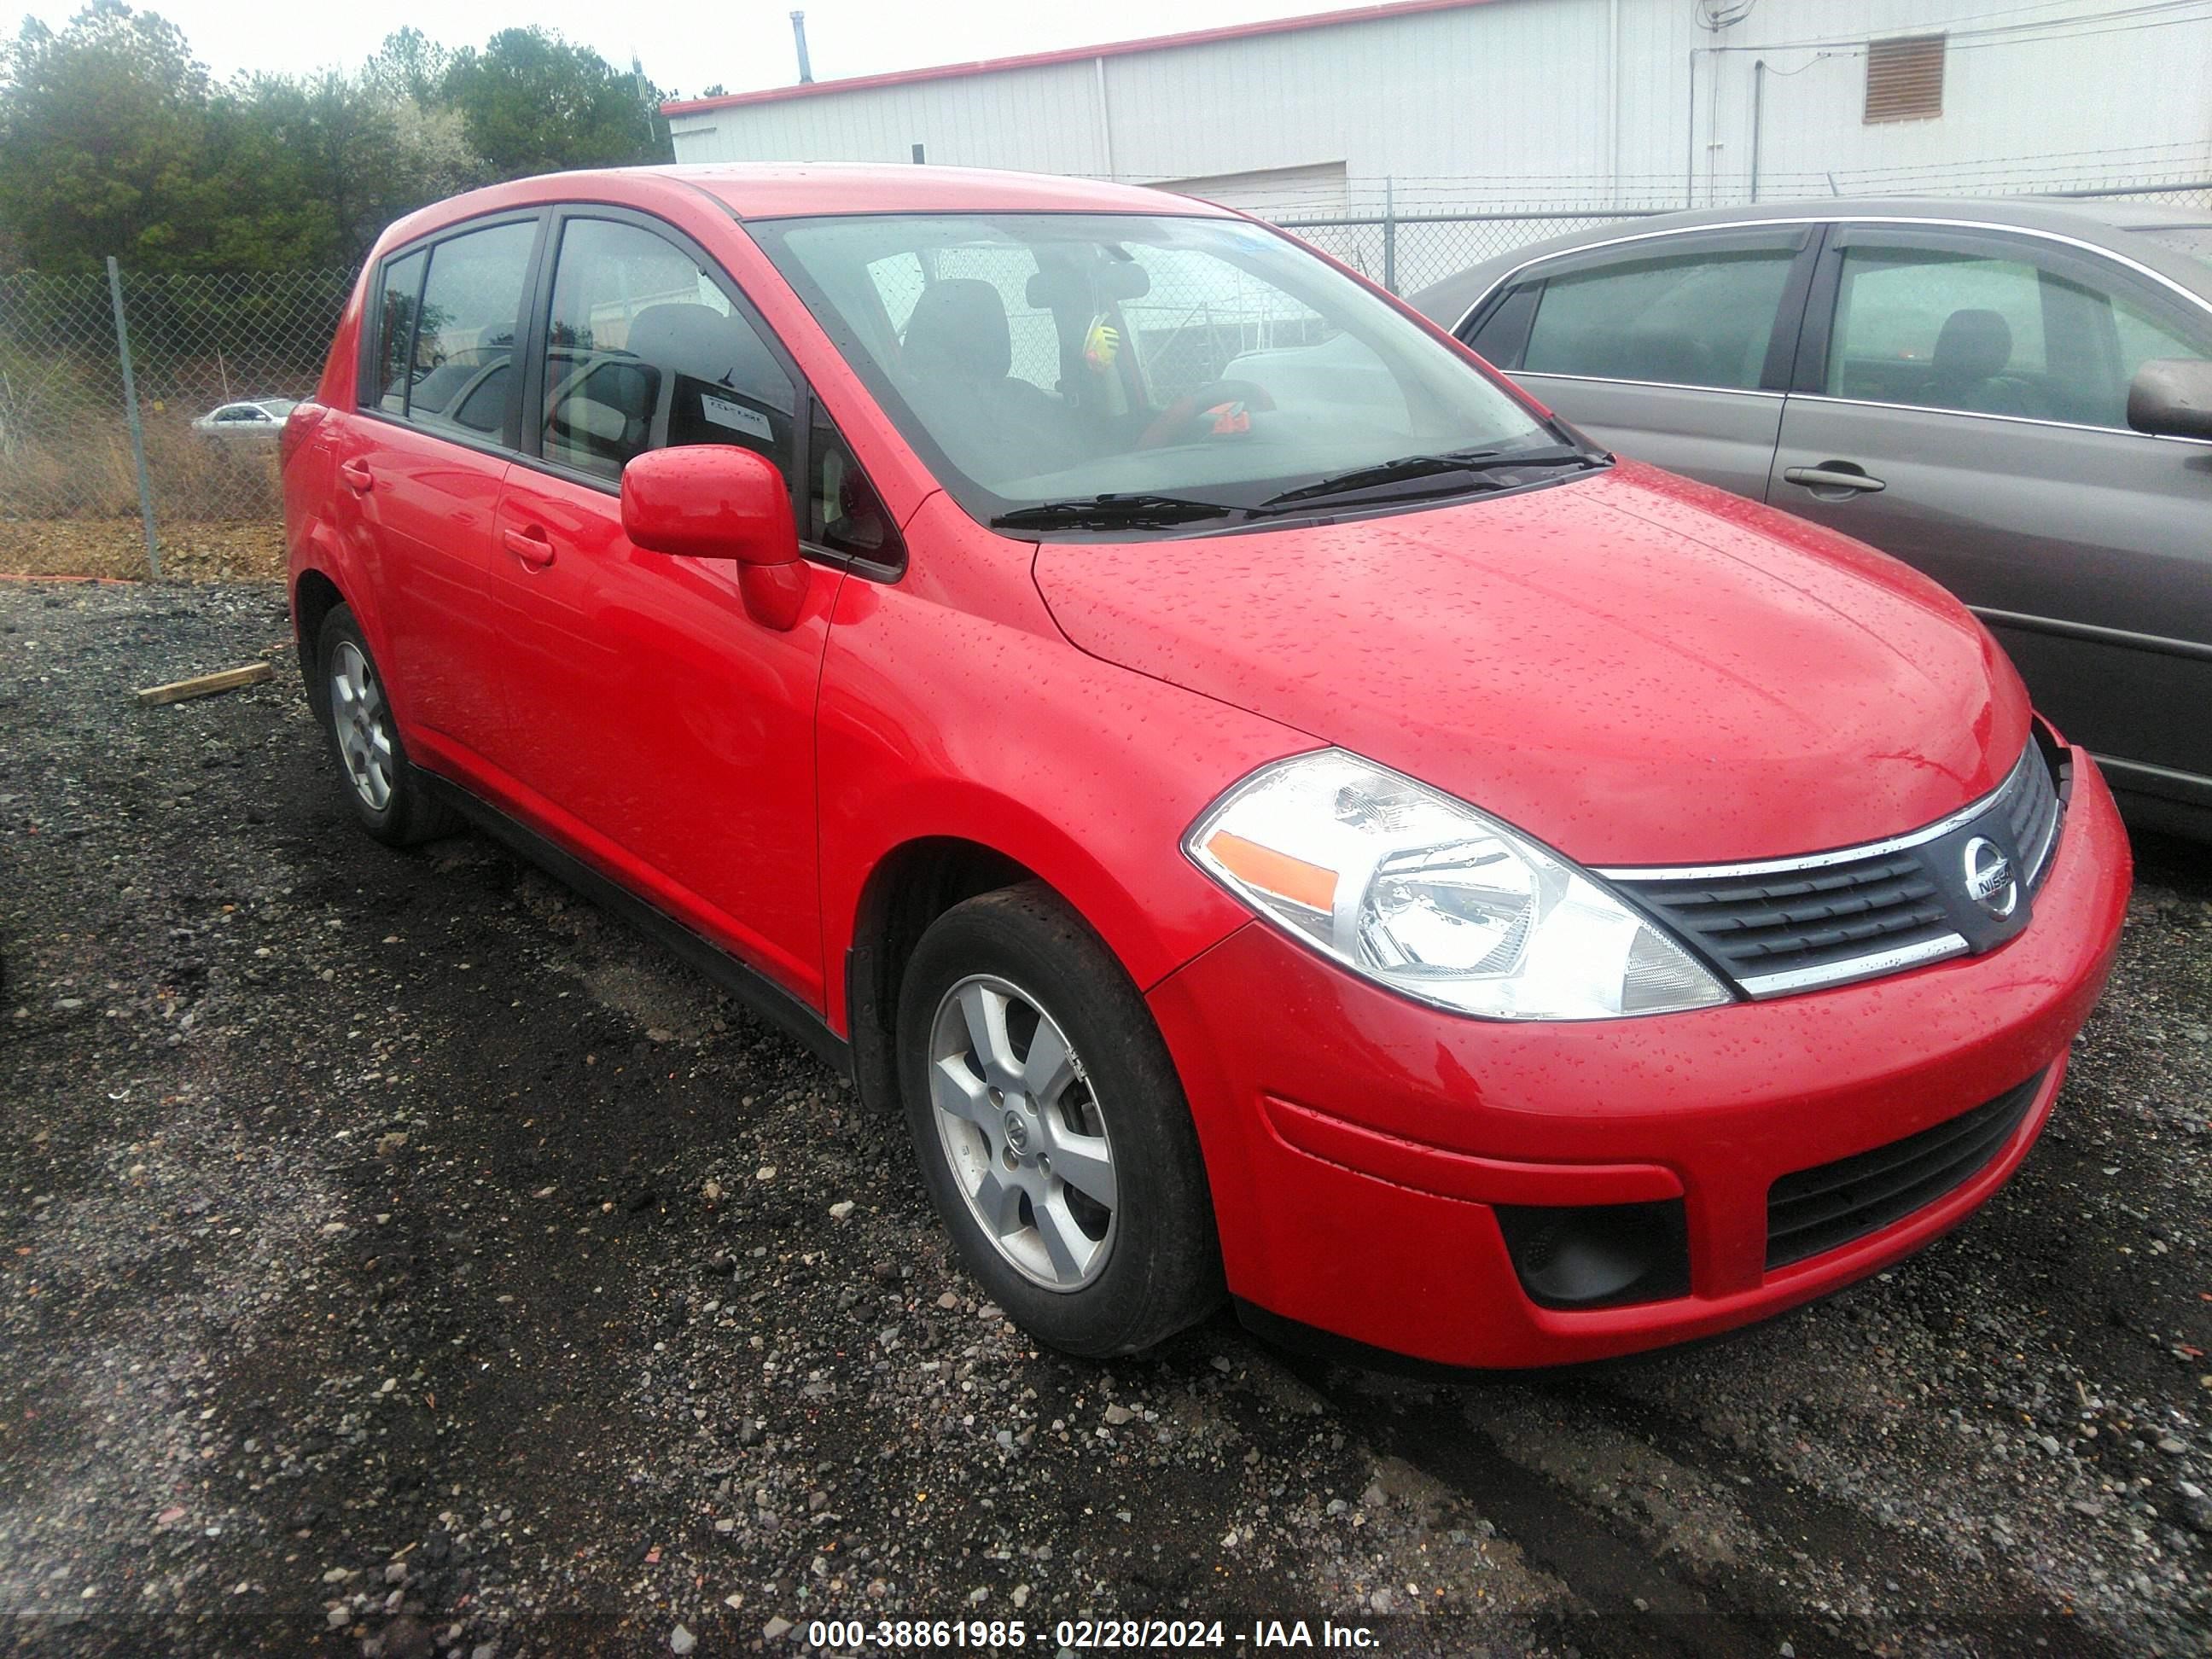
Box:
135, 661, 274, 707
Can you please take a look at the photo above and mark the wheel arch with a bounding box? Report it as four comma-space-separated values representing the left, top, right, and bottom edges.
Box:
290, 565, 346, 714
841, 835, 1043, 1115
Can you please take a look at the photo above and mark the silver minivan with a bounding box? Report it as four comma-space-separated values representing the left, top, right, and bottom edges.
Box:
1412, 197, 2212, 835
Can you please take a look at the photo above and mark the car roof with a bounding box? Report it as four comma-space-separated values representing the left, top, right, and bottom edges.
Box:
1405, 195, 2212, 329
375, 162, 1237, 255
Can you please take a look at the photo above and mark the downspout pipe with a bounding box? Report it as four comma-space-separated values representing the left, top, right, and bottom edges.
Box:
1685, 48, 1698, 209
1749, 58, 1766, 203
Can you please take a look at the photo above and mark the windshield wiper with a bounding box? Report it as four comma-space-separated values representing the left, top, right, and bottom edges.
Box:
992, 492, 1244, 531
1260, 445, 1604, 509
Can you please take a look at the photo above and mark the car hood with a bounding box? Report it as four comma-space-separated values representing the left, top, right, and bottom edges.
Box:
1031, 462, 2032, 866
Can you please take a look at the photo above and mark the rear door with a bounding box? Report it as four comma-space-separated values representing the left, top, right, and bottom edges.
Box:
1457, 227, 1819, 498
486, 209, 898, 1007
331, 215, 542, 763
1770, 223, 2212, 806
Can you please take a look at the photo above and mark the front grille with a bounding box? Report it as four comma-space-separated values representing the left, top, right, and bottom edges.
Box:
1608, 737, 2064, 998
1621, 852, 1954, 985
1765, 1069, 2046, 1268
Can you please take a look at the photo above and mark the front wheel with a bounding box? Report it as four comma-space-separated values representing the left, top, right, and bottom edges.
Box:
896, 884, 1223, 1357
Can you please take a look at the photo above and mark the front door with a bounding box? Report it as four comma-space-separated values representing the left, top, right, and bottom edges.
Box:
1770, 224, 2212, 808
486, 212, 841, 1005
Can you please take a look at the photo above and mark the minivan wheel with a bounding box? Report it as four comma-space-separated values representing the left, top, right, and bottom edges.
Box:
314, 604, 458, 847
896, 883, 1223, 1358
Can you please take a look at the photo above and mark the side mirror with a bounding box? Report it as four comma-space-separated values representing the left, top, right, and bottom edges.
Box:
620, 445, 809, 630
2126, 358, 2212, 441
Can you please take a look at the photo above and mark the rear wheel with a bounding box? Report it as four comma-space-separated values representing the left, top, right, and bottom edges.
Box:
897, 883, 1222, 1357
314, 604, 458, 847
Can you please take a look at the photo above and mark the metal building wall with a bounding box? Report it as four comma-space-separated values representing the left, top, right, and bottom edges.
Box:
667, 0, 2212, 210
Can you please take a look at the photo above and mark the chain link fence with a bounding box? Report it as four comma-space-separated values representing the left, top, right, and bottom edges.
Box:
0, 267, 350, 579
1, 177, 2206, 581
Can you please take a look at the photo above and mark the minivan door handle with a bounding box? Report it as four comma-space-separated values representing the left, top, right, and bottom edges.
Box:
1783, 463, 1886, 495
338, 460, 374, 493
502, 525, 556, 568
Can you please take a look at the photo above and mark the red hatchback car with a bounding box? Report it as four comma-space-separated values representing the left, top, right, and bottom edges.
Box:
282, 164, 2132, 1368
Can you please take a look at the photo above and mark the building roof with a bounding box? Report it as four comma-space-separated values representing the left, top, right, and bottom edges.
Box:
662, 0, 1498, 118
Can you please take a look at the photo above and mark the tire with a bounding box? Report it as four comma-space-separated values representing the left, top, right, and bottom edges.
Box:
896, 882, 1223, 1357
313, 603, 460, 847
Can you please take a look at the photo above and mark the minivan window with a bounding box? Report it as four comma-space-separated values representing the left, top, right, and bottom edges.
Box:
751, 212, 1557, 529
403, 220, 535, 434
540, 217, 796, 485
1521, 246, 1796, 391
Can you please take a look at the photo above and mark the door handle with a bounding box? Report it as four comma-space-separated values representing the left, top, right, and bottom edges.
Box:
502, 526, 556, 568
338, 460, 373, 493
1783, 463, 1885, 494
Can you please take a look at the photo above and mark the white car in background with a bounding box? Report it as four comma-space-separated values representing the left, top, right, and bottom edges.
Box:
192, 399, 297, 444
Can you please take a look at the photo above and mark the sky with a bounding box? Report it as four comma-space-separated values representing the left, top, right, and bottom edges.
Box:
20, 0, 1324, 98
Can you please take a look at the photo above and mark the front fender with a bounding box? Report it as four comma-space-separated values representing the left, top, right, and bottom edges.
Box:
815, 565, 1311, 1035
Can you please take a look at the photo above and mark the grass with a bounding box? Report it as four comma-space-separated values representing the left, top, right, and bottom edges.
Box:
0, 416, 288, 582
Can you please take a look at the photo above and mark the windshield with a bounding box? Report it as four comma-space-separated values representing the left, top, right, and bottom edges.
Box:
749, 212, 1569, 531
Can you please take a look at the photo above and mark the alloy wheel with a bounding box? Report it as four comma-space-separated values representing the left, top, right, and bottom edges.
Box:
328, 640, 394, 812
927, 974, 1118, 1292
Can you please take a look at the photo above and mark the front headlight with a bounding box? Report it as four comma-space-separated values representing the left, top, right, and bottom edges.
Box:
1185, 750, 1732, 1020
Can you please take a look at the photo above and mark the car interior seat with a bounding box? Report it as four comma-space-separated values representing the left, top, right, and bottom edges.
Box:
1925, 308, 2052, 419
628, 302, 788, 455
900, 278, 1077, 478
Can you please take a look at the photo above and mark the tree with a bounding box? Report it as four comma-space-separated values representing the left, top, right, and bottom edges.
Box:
441, 27, 670, 180
0, 3, 225, 270
363, 26, 451, 106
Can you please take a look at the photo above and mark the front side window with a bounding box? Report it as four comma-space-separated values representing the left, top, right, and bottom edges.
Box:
1825, 242, 2211, 427
404, 220, 535, 436
1521, 245, 1797, 391
752, 212, 1563, 532
540, 218, 796, 485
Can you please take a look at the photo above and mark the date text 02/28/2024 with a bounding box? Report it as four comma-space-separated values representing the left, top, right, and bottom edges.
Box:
803, 1618, 1382, 1650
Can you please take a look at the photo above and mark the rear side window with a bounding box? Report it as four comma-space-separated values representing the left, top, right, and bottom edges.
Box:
540, 217, 796, 485
1522, 246, 1797, 391
386, 221, 535, 437
369, 249, 427, 416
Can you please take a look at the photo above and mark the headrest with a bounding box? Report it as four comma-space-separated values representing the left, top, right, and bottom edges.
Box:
902, 279, 1012, 381
1932, 309, 2012, 382
626, 303, 751, 383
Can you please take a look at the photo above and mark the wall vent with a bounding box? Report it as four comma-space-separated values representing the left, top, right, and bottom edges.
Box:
1865, 34, 1946, 124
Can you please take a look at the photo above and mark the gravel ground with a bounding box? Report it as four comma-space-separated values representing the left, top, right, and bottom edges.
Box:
2, 581, 2207, 1659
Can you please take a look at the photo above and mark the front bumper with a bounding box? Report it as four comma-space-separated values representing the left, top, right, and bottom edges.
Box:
1146, 747, 2132, 1368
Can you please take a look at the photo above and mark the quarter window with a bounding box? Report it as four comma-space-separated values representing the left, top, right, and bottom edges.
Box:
1522, 247, 1796, 391
540, 218, 796, 485
369, 249, 427, 416
808, 408, 899, 564
405, 220, 535, 436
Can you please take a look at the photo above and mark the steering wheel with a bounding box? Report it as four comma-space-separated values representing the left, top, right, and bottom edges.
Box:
1137, 379, 1278, 450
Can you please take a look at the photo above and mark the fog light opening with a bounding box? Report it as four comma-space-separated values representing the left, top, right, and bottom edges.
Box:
1494, 1199, 1689, 1311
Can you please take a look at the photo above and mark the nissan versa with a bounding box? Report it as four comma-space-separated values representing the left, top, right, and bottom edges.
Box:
281, 165, 2132, 1368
